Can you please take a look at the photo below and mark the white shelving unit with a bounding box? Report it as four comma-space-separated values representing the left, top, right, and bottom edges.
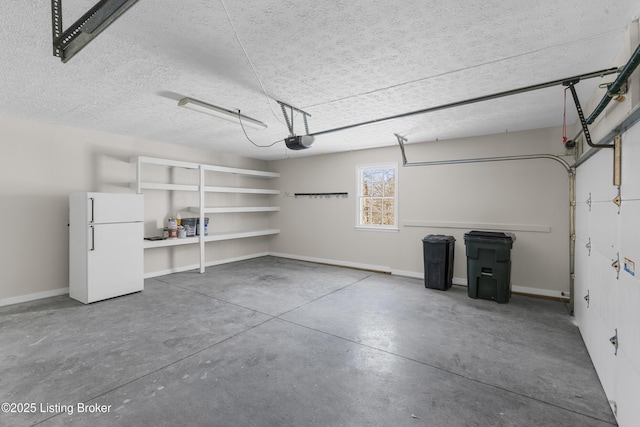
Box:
130, 156, 280, 273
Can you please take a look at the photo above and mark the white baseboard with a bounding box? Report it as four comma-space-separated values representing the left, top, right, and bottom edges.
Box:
3, 253, 567, 307
270, 255, 567, 300
1, 253, 271, 307
144, 252, 270, 279
391, 270, 468, 286
511, 285, 567, 300
268, 252, 392, 274
0, 287, 69, 307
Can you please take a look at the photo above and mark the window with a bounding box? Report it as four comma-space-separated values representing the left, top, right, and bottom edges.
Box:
356, 163, 398, 230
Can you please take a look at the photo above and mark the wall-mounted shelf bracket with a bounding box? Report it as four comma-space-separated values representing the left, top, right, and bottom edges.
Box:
51, 0, 140, 63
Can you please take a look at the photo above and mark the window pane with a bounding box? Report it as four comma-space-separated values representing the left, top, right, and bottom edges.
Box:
384, 180, 395, 196
372, 211, 382, 225
371, 182, 383, 196
383, 212, 395, 225
357, 164, 397, 228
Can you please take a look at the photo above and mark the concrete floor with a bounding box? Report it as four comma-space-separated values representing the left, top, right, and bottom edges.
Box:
0, 256, 615, 426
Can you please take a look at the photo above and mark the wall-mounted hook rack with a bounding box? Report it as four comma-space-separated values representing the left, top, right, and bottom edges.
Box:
294, 192, 348, 199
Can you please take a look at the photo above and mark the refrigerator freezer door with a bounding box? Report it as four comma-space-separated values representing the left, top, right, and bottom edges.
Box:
85, 192, 143, 224
84, 222, 143, 303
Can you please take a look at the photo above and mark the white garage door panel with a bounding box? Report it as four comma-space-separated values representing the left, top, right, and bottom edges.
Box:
617, 272, 639, 375
614, 357, 639, 427
590, 311, 618, 409
574, 201, 590, 239
619, 200, 640, 270
589, 252, 619, 331
574, 244, 593, 347
589, 200, 620, 261
620, 124, 640, 200
581, 148, 615, 202
575, 117, 640, 427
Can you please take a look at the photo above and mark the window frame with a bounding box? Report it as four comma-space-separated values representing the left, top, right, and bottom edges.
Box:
355, 162, 399, 232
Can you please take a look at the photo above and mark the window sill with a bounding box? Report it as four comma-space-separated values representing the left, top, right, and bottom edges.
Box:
355, 226, 399, 233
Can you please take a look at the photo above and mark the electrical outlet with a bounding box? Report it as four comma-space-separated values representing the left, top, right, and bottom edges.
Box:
624, 257, 635, 276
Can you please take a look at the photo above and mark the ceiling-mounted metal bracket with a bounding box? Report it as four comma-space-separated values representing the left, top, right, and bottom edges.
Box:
277, 101, 312, 137
395, 133, 409, 165
51, 0, 140, 63
585, 237, 592, 256
599, 80, 628, 100
393, 133, 572, 172
613, 134, 622, 186
563, 79, 609, 149
586, 193, 592, 211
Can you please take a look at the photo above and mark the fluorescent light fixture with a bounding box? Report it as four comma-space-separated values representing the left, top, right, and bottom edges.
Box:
178, 97, 267, 129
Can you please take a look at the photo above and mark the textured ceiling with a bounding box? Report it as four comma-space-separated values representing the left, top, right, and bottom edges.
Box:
2, 1, 639, 160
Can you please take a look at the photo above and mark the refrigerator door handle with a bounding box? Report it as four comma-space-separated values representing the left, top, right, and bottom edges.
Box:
90, 226, 95, 251
90, 197, 95, 224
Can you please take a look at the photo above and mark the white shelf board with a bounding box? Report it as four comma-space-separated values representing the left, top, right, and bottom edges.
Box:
200, 164, 279, 178
144, 236, 199, 249
130, 156, 279, 178
130, 183, 278, 194
130, 156, 199, 170
143, 229, 279, 248
189, 206, 280, 213
204, 229, 280, 241
203, 186, 280, 195
133, 182, 199, 192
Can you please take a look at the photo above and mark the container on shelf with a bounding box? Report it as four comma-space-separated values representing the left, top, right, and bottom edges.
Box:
197, 217, 209, 236
167, 217, 178, 239
181, 218, 197, 237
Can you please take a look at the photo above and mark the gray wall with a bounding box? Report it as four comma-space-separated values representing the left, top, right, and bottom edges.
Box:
0, 116, 272, 305
270, 126, 572, 298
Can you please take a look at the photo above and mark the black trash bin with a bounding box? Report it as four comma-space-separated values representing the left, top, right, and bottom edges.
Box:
422, 235, 456, 290
464, 231, 515, 303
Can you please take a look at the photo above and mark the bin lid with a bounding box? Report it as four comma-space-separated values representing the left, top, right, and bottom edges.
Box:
423, 234, 456, 242
463, 230, 515, 242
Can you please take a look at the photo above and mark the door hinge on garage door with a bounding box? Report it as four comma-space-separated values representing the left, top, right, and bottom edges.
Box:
612, 253, 621, 279
609, 328, 618, 356
584, 290, 590, 308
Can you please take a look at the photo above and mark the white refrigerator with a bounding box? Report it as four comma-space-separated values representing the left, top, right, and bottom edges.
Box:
69, 192, 144, 304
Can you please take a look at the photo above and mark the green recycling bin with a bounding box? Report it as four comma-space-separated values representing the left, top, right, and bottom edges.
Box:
464, 231, 515, 303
